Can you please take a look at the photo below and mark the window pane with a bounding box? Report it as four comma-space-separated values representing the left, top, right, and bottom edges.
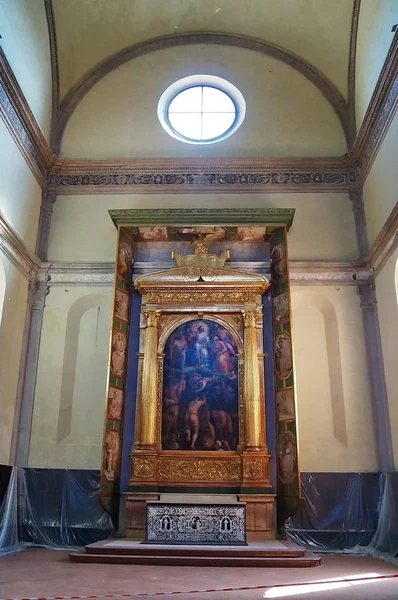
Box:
202, 87, 235, 113
201, 112, 236, 140
168, 112, 202, 140
168, 87, 202, 113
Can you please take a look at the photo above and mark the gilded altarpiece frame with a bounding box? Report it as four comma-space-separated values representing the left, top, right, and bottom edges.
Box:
129, 247, 272, 494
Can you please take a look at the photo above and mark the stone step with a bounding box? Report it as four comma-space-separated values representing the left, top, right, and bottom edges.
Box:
69, 551, 321, 568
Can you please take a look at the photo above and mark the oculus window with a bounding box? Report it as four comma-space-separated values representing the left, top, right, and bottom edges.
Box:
158, 75, 246, 145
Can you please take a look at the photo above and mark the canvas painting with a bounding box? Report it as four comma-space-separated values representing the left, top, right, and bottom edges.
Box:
162, 319, 239, 451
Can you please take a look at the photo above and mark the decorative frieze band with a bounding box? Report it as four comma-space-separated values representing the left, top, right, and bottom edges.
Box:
49, 165, 358, 194
0, 210, 40, 279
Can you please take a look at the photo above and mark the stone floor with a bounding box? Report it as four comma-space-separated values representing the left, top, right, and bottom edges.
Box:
0, 549, 397, 600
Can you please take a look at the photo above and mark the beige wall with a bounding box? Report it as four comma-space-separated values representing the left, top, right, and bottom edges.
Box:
291, 285, 377, 472
363, 113, 398, 246
61, 45, 346, 159
375, 248, 398, 467
48, 193, 358, 262
356, 0, 398, 128
0, 120, 42, 252
29, 286, 113, 469
0, 255, 29, 464
0, 0, 52, 140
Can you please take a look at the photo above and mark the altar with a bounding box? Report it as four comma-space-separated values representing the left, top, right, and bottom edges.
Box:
98, 209, 300, 543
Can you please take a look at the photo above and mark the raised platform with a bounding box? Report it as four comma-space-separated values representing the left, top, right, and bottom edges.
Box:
69, 539, 321, 568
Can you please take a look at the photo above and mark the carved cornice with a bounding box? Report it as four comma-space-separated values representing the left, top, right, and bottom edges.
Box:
38, 261, 114, 285
0, 210, 40, 279
44, 0, 60, 151
50, 159, 357, 195
289, 261, 371, 286
54, 31, 351, 151
351, 30, 398, 179
0, 48, 55, 185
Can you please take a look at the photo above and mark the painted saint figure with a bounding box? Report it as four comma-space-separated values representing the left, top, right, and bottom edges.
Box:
184, 396, 207, 449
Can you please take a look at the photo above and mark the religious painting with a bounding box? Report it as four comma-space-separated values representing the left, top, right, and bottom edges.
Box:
103, 429, 121, 481
139, 226, 168, 241
236, 226, 266, 242
277, 432, 297, 484
275, 332, 292, 379
273, 292, 289, 324
271, 242, 287, 286
162, 319, 239, 451
115, 289, 130, 321
276, 388, 295, 422
107, 386, 124, 420
176, 226, 227, 243
111, 330, 127, 378
117, 240, 133, 281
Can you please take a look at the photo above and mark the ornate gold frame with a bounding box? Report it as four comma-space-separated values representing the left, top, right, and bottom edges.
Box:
129, 246, 272, 490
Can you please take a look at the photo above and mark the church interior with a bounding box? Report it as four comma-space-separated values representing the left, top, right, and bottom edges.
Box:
0, 0, 397, 598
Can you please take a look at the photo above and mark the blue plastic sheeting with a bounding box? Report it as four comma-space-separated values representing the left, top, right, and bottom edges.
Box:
0, 468, 113, 553
286, 472, 384, 551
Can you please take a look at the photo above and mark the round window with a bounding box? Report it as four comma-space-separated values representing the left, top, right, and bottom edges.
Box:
158, 75, 245, 145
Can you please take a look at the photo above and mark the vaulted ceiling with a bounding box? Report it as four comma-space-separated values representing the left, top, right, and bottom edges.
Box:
53, 0, 355, 101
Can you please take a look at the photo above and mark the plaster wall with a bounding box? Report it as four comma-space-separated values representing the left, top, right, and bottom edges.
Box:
0, 254, 29, 464
29, 286, 112, 469
355, 0, 398, 128
291, 286, 377, 472
363, 113, 398, 246
61, 45, 346, 158
0, 0, 52, 140
48, 193, 358, 263
375, 248, 398, 467
0, 120, 42, 252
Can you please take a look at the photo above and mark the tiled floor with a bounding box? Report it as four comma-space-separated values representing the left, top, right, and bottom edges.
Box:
0, 549, 397, 600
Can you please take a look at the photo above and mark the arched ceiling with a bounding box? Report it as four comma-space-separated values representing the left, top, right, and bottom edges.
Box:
53, 0, 354, 102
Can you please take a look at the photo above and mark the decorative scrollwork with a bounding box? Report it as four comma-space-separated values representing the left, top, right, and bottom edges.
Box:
243, 459, 264, 480
133, 457, 155, 479
158, 459, 241, 481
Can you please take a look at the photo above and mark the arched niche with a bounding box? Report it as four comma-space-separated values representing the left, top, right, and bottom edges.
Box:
160, 316, 241, 452
291, 289, 348, 452
57, 293, 109, 446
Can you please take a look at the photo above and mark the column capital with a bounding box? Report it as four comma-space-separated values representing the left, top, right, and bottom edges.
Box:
357, 281, 377, 311
27, 280, 50, 310
242, 310, 257, 328
144, 309, 160, 328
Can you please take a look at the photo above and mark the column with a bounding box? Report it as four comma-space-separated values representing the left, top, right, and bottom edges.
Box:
358, 281, 394, 473
349, 188, 369, 259
10, 279, 50, 466
243, 310, 262, 451
139, 310, 160, 449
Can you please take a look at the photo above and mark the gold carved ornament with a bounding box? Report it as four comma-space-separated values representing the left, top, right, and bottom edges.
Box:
243, 459, 264, 480
158, 459, 241, 481
146, 291, 260, 305
133, 457, 156, 479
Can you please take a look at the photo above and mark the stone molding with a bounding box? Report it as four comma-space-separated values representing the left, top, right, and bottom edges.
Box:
364, 203, 398, 276
0, 49, 55, 185
347, 0, 361, 142
44, 0, 60, 152
0, 210, 40, 279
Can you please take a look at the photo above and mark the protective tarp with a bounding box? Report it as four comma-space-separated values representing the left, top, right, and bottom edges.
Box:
286, 472, 384, 551
0, 468, 113, 552
0, 467, 19, 555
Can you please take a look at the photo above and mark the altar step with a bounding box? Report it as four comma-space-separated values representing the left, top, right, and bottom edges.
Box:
69, 540, 321, 568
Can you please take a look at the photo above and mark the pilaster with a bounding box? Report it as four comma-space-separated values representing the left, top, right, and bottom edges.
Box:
10, 279, 50, 466
36, 188, 57, 261
358, 280, 394, 473
349, 188, 369, 259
